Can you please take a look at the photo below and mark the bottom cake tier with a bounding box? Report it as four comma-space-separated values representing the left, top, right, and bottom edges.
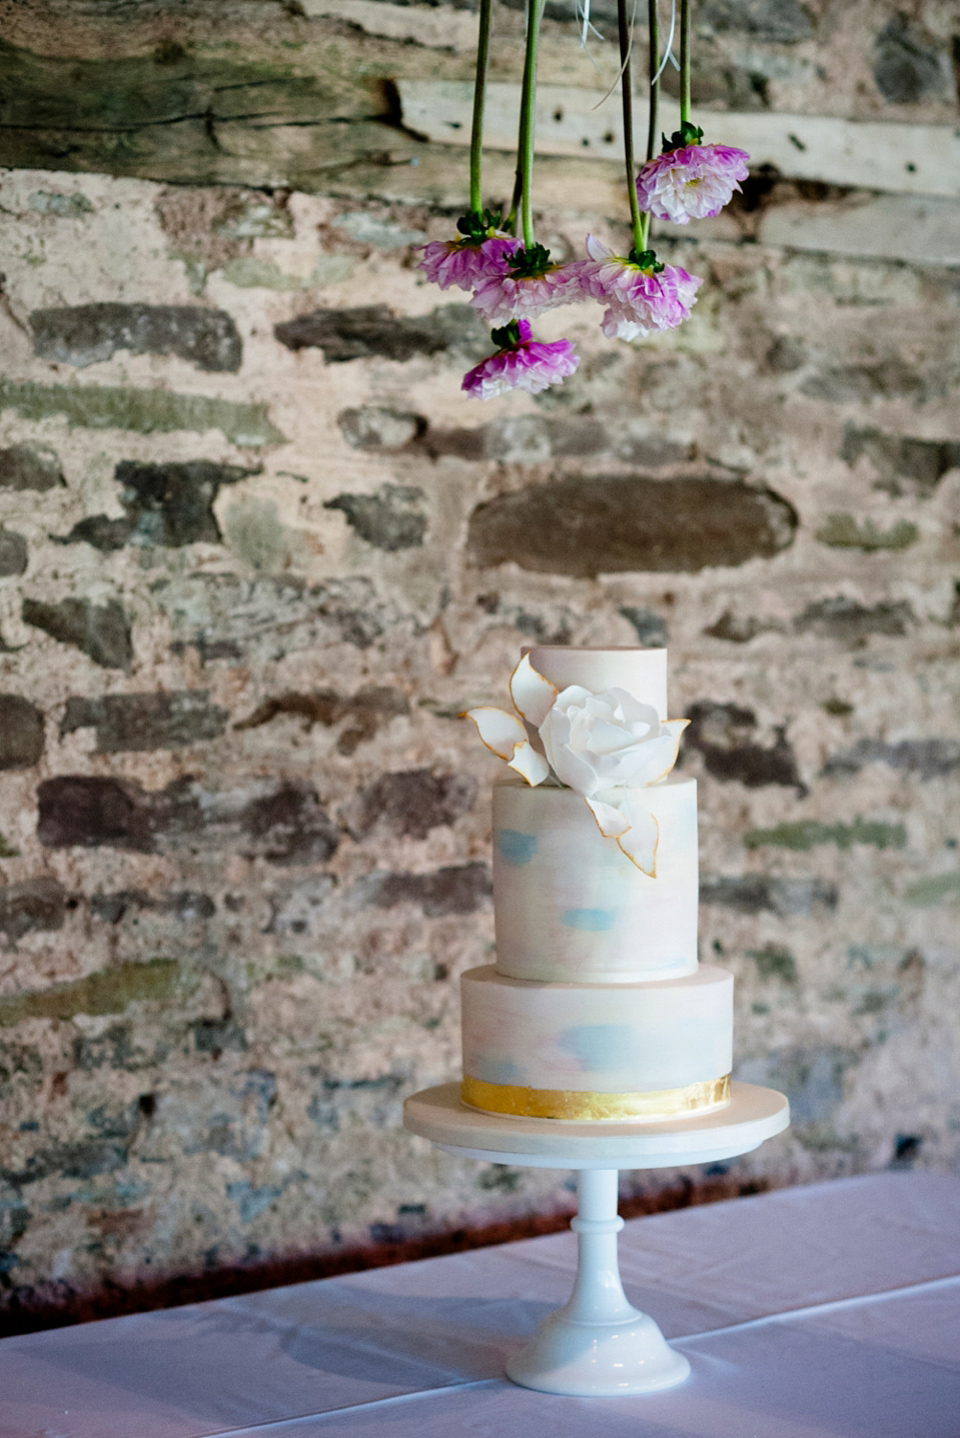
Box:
461, 964, 733, 1121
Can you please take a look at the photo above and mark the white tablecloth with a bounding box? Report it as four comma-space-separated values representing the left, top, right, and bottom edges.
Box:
2, 1172, 959, 1438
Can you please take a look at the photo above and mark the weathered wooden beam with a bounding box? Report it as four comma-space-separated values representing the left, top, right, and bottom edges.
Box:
399, 80, 960, 200
0, 36, 421, 186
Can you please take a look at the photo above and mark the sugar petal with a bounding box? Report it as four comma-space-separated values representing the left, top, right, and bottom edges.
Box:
585, 795, 631, 838
616, 805, 660, 876
509, 653, 559, 728
508, 740, 551, 786
464, 706, 527, 761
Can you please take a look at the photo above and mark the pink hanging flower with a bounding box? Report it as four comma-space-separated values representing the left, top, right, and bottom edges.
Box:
576, 235, 703, 340
462, 318, 580, 400
471, 243, 583, 323
636, 139, 750, 225
418, 233, 520, 292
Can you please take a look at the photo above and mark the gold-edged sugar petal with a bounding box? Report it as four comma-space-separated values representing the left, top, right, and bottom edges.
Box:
640, 718, 691, 787
617, 806, 660, 876
585, 795, 630, 838
509, 653, 559, 729
463, 706, 527, 761
507, 740, 551, 786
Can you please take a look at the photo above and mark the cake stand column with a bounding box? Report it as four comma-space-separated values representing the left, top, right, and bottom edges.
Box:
505, 1167, 691, 1396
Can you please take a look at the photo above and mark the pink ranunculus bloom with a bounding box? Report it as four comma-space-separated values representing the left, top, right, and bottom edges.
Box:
462, 318, 580, 400
470, 263, 583, 323
417, 234, 521, 292
577, 235, 702, 339
636, 143, 750, 224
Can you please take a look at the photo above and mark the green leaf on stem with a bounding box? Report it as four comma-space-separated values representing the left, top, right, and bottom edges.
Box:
628, 247, 665, 272
490, 320, 524, 350
506, 243, 552, 278
662, 121, 704, 152
456, 208, 504, 241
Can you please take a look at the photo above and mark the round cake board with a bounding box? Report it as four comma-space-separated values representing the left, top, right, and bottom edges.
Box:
402, 1080, 789, 1397
404, 1079, 788, 1169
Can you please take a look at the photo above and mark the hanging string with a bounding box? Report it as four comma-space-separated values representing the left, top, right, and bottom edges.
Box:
590, 0, 639, 109
651, 0, 679, 83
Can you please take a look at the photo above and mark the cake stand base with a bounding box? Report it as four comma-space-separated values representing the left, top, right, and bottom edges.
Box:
403, 1080, 788, 1397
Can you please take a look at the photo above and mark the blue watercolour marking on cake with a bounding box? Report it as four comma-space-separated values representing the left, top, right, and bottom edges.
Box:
495, 829, 538, 866
475, 1057, 523, 1085
558, 1025, 636, 1073
561, 907, 616, 932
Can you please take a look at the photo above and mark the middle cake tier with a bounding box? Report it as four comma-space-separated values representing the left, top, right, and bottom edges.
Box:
461, 964, 733, 1120
493, 774, 698, 982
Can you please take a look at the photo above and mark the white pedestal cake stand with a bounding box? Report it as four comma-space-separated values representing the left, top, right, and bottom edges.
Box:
403, 1079, 789, 1397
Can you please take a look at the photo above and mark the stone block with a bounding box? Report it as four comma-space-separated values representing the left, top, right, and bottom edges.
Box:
37, 774, 340, 863
697, 0, 813, 43
157, 1070, 277, 1162
737, 1046, 859, 1124
745, 945, 798, 984
64, 460, 253, 551
239, 782, 340, 865
0, 957, 178, 1027
337, 407, 424, 450
28, 189, 92, 218
362, 862, 492, 917
31, 304, 242, 372
684, 701, 805, 792
307, 1074, 406, 1135
704, 611, 783, 643
235, 686, 409, 756
0, 879, 66, 943
324, 484, 427, 552
467, 475, 797, 577
22, 597, 133, 670
6, 1138, 130, 1186
155, 573, 413, 660
91, 890, 216, 923
700, 874, 839, 917
0, 381, 284, 447
815, 515, 918, 552
0, 445, 63, 491
0, 530, 27, 577
841, 426, 960, 498
873, 15, 950, 104
743, 818, 907, 851
822, 738, 960, 781
794, 597, 915, 641
275, 303, 487, 362
800, 361, 926, 403
0, 696, 44, 770
37, 777, 155, 852
618, 607, 668, 646
350, 768, 477, 840
60, 691, 228, 752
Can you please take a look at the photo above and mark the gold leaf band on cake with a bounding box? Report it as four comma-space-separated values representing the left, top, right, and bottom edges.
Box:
461, 1073, 731, 1121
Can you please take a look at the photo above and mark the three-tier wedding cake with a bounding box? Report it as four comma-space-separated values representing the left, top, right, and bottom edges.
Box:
461, 646, 733, 1122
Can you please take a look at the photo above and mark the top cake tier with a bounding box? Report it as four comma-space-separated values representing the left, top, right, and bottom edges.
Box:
524, 646, 667, 720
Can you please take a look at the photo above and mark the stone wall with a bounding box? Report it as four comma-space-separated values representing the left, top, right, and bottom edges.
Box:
0, 0, 958, 1328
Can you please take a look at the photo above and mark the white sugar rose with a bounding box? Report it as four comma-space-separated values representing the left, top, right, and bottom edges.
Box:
539, 686, 686, 797
464, 655, 688, 876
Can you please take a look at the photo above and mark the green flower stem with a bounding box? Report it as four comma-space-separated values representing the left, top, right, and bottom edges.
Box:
618, 0, 645, 256
519, 0, 546, 249
680, 0, 691, 128
505, 167, 522, 235
469, 0, 494, 216
641, 0, 660, 249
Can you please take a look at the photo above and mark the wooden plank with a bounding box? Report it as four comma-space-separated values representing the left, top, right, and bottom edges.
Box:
0, 36, 419, 188
399, 80, 960, 200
